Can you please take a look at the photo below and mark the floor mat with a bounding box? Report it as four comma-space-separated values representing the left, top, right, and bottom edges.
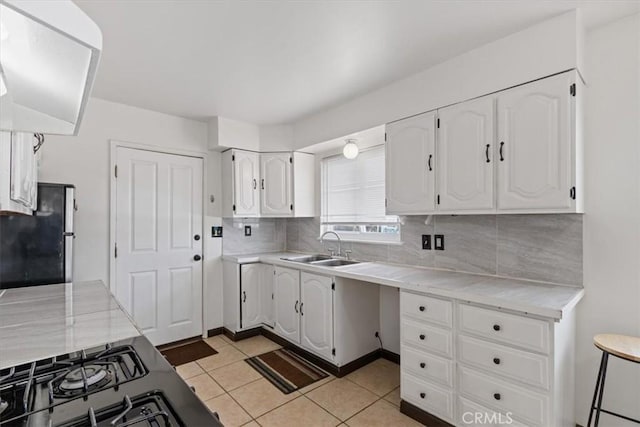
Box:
245, 348, 328, 394
160, 340, 218, 366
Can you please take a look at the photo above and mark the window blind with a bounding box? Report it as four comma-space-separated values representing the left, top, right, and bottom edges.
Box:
321, 146, 397, 224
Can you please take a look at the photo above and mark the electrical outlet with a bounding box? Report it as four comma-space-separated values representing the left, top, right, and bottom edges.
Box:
244, 225, 252, 236
211, 226, 223, 238
434, 234, 445, 250
422, 234, 431, 250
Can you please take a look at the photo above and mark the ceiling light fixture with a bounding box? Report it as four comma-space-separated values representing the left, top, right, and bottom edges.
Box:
343, 139, 359, 159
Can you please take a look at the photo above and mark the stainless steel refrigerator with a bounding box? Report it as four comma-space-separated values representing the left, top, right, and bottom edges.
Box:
0, 183, 75, 288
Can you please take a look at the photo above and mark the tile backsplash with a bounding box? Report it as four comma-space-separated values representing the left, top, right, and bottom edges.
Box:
222, 214, 583, 286
222, 218, 287, 254
284, 214, 583, 286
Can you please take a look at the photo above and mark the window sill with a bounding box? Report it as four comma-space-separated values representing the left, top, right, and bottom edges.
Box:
317, 236, 404, 246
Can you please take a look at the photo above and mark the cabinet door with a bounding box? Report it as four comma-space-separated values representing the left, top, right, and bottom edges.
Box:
260, 153, 292, 216
259, 264, 275, 327
300, 272, 334, 360
497, 73, 573, 211
240, 264, 262, 329
437, 97, 495, 212
274, 266, 300, 343
386, 112, 436, 214
233, 150, 260, 216
10, 132, 37, 209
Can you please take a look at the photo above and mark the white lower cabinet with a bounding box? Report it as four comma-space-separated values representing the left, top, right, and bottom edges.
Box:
400, 291, 576, 427
273, 266, 301, 343
222, 261, 274, 332
300, 272, 334, 360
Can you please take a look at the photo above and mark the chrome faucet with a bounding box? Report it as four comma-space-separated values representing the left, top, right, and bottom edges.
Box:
320, 231, 342, 257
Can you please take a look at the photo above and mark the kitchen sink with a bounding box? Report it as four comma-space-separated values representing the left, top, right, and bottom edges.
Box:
309, 259, 361, 267
282, 254, 333, 263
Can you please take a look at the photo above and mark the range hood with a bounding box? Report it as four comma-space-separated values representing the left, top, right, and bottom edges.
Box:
0, 0, 102, 135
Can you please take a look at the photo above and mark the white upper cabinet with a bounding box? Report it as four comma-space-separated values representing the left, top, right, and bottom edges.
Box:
384, 70, 582, 215
274, 266, 301, 343
223, 150, 314, 218
437, 96, 495, 212
233, 150, 260, 216
222, 149, 260, 217
260, 153, 292, 216
386, 111, 436, 214
300, 272, 334, 360
497, 72, 578, 212
0, 131, 39, 215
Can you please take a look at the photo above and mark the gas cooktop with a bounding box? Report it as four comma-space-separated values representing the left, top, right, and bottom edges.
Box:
0, 336, 221, 427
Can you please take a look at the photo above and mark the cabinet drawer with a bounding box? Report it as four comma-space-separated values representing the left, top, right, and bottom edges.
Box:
458, 397, 527, 427
458, 335, 550, 389
401, 346, 453, 388
401, 319, 452, 358
401, 292, 452, 327
458, 366, 549, 426
402, 373, 453, 422
459, 304, 550, 354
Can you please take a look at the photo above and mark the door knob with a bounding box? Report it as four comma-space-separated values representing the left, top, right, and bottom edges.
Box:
194, 234, 201, 241
193, 255, 202, 261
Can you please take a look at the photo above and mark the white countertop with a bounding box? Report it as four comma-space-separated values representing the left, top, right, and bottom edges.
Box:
0, 280, 140, 369
223, 252, 584, 321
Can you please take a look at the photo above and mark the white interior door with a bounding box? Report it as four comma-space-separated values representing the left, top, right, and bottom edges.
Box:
260, 153, 292, 216
300, 272, 334, 360
437, 96, 495, 211
115, 147, 203, 346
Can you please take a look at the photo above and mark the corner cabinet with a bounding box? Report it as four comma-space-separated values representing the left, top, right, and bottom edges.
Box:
385, 111, 436, 214
222, 149, 314, 218
222, 261, 274, 333
385, 70, 583, 215
0, 131, 39, 215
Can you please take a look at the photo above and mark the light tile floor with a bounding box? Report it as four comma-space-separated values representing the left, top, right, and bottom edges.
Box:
174, 335, 423, 427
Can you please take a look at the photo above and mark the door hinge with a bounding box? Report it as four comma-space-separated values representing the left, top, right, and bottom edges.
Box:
332, 348, 336, 356
570, 186, 576, 200
437, 194, 440, 205
331, 282, 335, 290
232, 154, 235, 161
114, 165, 118, 178
114, 243, 118, 258
232, 204, 236, 211
272, 293, 274, 300
290, 204, 293, 211
570, 83, 576, 97
385, 198, 387, 208
437, 118, 440, 128
384, 133, 387, 142
289, 157, 293, 163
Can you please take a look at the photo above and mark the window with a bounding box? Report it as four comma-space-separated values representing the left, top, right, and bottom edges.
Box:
321, 145, 400, 243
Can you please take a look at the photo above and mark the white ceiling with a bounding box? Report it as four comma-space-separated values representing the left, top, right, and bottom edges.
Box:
76, 0, 639, 126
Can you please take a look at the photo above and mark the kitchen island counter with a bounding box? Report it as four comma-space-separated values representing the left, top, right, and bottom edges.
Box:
0, 280, 139, 369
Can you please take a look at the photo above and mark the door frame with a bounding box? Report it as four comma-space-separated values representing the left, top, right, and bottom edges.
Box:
109, 139, 208, 338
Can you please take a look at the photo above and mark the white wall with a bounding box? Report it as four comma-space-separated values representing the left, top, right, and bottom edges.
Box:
39, 97, 224, 330
292, 10, 581, 149
576, 13, 640, 426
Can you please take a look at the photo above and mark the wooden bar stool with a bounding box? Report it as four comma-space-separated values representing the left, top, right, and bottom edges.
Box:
587, 334, 640, 426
